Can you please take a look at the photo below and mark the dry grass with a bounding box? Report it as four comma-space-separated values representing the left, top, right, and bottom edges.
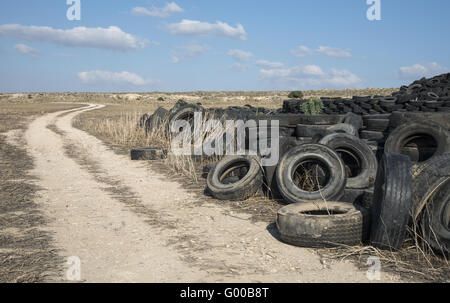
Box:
318, 234, 449, 282
0, 87, 398, 109
0, 102, 83, 282
0, 101, 84, 132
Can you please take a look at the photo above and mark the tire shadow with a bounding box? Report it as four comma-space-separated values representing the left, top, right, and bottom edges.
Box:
266, 222, 282, 241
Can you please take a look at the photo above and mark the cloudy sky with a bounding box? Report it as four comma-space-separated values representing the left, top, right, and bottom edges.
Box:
0, 0, 449, 92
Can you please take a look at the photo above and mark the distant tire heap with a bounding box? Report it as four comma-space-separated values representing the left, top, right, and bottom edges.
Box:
136, 73, 450, 254
282, 73, 450, 116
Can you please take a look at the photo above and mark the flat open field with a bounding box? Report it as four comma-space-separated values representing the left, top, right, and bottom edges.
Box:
1, 90, 449, 283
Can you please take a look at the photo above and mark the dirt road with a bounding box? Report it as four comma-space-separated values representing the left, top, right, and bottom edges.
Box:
5, 104, 404, 282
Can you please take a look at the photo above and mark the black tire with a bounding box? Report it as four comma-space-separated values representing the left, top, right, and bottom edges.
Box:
166, 103, 204, 138
364, 119, 390, 132
138, 113, 150, 128
389, 112, 450, 130
419, 179, 450, 254
319, 133, 377, 189
207, 155, 263, 201
296, 123, 357, 138
295, 124, 329, 138
343, 113, 363, 130
202, 163, 216, 173
276, 201, 368, 248
169, 99, 188, 115
284, 114, 345, 125
341, 188, 374, 210
276, 144, 346, 203
360, 130, 385, 141
145, 107, 169, 135
385, 120, 450, 164
411, 154, 450, 221
363, 114, 391, 122
370, 153, 412, 251
130, 148, 167, 160
326, 123, 358, 137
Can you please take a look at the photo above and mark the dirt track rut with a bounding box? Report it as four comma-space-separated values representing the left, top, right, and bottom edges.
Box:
9, 104, 403, 282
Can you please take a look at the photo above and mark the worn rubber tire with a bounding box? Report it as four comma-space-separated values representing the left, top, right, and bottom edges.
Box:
411, 154, 450, 221
276, 144, 346, 203
360, 130, 385, 141
138, 113, 150, 128
385, 120, 450, 164
202, 163, 216, 173
419, 179, 450, 254
207, 155, 263, 201
145, 107, 169, 135
319, 133, 377, 189
295, 124, 329, 138
130, 148, 167, 160
327, 123, 359, 137
370, 153, 412, 251
166, 103, 204, 138
364, 119, 390, 132
343, 113, 363, 130
276, 201, 368, 248
389, 112, 450, 130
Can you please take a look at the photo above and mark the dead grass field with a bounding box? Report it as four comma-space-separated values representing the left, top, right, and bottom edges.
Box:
0, 102, 84, 282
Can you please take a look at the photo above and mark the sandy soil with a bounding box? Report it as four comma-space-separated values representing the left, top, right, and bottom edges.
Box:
5, 104, 406, 282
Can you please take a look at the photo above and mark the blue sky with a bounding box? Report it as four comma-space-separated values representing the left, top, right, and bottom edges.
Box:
0, 0, 449, 92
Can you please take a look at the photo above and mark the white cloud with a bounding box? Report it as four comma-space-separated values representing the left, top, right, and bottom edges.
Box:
317, 46, 351, 58
229, 63, 250, 71
14, 43, 39, 58
290, 45, 313, 57
0, 24, 148, 51
170, 55, 180, 64
255, 60, 284, 69
397, 62, 449, 80
182, 44, 210, 57
78, 70, 157, 86
259, 64, 361, 89
170, 44, 210, 63
132, 2, 183, 18
167, 19, 247, 40
228, 49, 253, 61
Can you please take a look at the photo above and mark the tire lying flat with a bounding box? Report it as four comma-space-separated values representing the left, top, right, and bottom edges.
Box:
207, 155, 263, 201
276, 201, 368, 248
370, 153, 412, 251
276, 144, 347, 203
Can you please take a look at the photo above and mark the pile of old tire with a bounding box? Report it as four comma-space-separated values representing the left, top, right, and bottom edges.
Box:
139, 99, 276, 138
273, 137, 377, 248
282, 73, 450, 116
274, 151, 413, 250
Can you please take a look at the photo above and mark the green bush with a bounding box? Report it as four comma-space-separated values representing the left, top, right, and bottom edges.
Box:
288, 91, 304, 99
300, 98, 323, 115
157, 97, 165, 101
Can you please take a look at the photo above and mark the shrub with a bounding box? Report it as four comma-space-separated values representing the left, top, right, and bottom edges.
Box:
300, 98, 323, 115
288, 91, 304, 99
